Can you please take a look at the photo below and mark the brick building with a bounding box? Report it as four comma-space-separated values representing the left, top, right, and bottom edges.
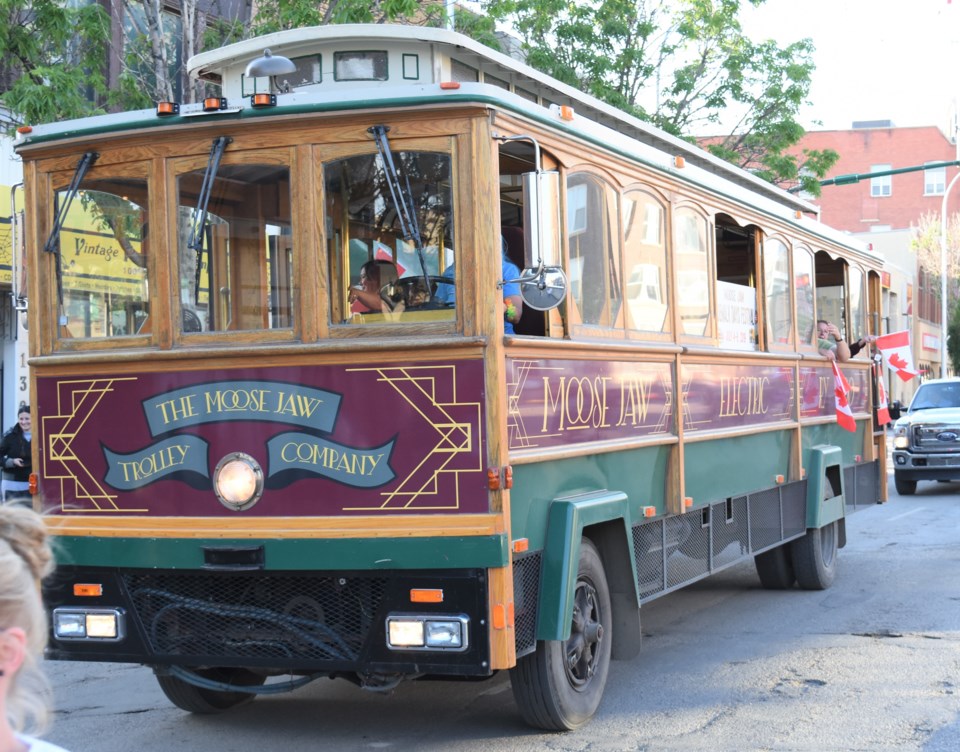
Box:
797, 121, 960, 390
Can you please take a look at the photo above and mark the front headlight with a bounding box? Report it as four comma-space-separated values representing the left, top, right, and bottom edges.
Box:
213, 452, 264, 511
892, 424, 909, 449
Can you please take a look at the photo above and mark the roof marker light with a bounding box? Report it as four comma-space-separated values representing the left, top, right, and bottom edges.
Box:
16, 125, 32, 135
440, 81, 461, 90
251, 93, 276, 108
674, 155, 686, 168
558, 105, 575, 121
156, 101, 179, 117
203, 97, 228, 112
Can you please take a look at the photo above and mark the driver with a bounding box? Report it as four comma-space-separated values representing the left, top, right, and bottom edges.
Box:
437, 237, 523, 333
349, 259, 398, 314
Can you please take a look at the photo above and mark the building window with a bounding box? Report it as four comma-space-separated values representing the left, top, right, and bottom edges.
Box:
924, 163, 946, 195
870, 164, 892, 197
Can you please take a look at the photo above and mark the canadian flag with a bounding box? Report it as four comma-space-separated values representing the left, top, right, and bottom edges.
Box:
832, 361, 856, 432
875, 330, 920, 382
874, 362, 891, 426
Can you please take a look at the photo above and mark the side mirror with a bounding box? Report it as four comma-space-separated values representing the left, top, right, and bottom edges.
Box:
518, 266, 568, 311
889, 400, 902, 420
519, 167, 565, 311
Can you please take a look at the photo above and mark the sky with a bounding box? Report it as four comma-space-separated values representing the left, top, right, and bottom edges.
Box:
739, 0, 959, 133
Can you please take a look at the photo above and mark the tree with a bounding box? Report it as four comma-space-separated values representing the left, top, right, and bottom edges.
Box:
911, 210, 960, 329
483, 0, 838, 196
948, 300, 960, 376
0, 0, 111, 129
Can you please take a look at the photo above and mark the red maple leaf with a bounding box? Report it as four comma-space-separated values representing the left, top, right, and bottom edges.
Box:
889, 352, 909, 370
834, 387, 848, 408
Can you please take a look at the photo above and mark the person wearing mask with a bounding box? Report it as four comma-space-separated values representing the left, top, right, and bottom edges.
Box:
0, 408, 31, 506
0, 504, 69, 751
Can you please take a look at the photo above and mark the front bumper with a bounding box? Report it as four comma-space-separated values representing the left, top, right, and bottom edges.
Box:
892, 449, 960, 481
44, 566, 491, 677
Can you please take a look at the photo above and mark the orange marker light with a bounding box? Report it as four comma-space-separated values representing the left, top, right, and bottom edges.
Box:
487, 467, 501, 490
156, 101, 179, 116
683, 496, 693, 508
28, 473, 37, 495
775, 474, 785, 484
504, 465, 513, 489
410, 588, 443, 604
73, 584, 103, 597
16, 125, 32, 135
440, 81, 461, 90
203, 97, 227, 112
558, 105, 575, 121
675, 155, 686, 168
512, 538, 529, 554
492, 604, 506, 630
643, 506, 656, 518
251, 93, 276, 108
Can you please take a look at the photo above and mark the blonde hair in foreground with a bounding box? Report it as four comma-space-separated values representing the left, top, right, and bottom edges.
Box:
0, 505, 55, 734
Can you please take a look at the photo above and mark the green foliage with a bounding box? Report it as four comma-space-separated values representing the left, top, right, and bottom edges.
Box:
0, 0, 110, 128
949, 299, 960, 375
484, 0, 837, 191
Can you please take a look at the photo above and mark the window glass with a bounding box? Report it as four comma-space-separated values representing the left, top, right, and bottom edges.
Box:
763, 238, 793, 347
924, 163, 946, 195
870, 164, 892, 197
178, 162, 293, 333
622, 189, 668, 333
567, 173, 620, 327
794, 246, 815, 346
673, 207, 710, 336
324, 151, 454, 326
53, 175, 149, 339
848, 265, 865, 350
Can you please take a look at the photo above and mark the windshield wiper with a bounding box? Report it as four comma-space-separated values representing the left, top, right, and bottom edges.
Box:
44, 151, 98, 307
367, 125, 432, 297
188, 136, 232, 303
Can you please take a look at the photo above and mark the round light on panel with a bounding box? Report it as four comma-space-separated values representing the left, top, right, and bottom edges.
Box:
213, 452, 264, 511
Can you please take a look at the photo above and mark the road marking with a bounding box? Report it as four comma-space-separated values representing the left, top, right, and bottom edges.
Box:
888, 507, 927, 521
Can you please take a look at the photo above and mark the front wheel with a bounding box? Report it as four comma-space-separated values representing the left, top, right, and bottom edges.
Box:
790, 521, 839, 590
155, 667, 264, 714
510, 538, 612, 731
894, 474, 917, 496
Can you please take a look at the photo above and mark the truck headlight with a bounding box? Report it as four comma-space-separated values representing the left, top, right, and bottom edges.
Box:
386, 614, 468, 651
53, 608, 125, 641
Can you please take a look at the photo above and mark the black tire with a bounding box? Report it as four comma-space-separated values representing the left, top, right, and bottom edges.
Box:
754, 544, 796, 589
894, 474, 917, 496
790, 521, 839, 591
510, 538, 612, 731
155, 667, 264, 714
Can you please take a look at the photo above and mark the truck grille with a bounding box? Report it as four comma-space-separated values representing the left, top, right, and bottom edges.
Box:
913, 425, 960, 452
123, 572, 387, 665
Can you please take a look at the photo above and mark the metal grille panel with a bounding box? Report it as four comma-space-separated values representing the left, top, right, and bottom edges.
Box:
711, 497, 749, 569
633, 520, 666, 599
665, 511, 710, 588
781, 480, 807, 537
846, 460, 880, 512
633, 479, 809, 604
124, 572, 386, 664
512, 552, 541, 657
748, 486, 786, 551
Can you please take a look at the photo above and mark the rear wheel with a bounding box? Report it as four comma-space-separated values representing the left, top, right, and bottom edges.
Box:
754, 544, 796, 589
894, 474, 917, 495
510, 538, 612, 731
155, 667, 264, 714
790, 521, 839, 590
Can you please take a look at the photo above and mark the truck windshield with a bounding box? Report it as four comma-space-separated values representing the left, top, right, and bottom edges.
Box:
910, 384, 960, 411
